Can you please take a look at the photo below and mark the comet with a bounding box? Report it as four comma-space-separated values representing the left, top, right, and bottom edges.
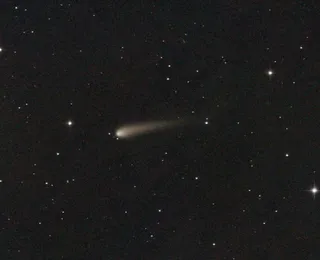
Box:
115, 120, 185, 139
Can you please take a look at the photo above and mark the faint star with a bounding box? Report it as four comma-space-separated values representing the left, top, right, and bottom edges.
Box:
66, 120, 73, 126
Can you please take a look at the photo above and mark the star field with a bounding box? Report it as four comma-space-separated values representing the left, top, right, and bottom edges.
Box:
1, 1, 320, 259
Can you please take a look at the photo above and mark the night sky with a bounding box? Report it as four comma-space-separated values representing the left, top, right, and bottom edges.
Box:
1, 1, 320, 259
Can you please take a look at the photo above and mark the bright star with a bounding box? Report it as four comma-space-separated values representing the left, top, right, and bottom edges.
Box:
306, 184, 318, 200
266, 69, 274, 77
311, 187, 318, 194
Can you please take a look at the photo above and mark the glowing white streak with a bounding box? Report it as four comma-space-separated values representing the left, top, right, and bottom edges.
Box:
116, 120, 183, 139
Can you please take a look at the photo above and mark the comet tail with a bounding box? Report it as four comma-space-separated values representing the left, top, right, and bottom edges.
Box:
115, 120, 183, 139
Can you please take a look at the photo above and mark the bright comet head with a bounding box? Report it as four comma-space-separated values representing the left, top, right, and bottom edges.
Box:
116, 129, 126, 137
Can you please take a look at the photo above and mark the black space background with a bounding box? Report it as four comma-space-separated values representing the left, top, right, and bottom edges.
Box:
1, 1, 320, 259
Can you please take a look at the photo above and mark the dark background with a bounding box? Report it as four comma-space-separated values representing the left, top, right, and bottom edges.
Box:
1, 1, 320, 259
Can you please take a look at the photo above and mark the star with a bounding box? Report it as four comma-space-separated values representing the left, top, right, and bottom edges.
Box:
310, 186, 318, 199
304, 183, 318, 200
266, 69, 274, 77
66, 120, 73, 126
